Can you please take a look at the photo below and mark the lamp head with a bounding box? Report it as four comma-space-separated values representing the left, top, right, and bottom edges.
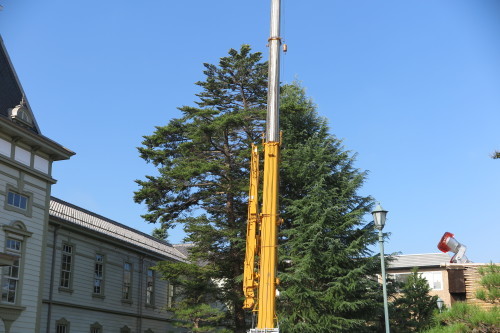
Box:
436, 297, 444, 310
372, 203, 388, 230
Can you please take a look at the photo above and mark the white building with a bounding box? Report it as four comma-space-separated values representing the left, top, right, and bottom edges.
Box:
0, 36, 187, 333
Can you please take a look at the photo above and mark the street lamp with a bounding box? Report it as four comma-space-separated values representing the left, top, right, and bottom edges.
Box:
436, 297, 444, 313
372, 203, 390, 333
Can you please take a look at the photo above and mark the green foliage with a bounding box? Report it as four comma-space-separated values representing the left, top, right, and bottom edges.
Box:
151, 226, 169, 241
277, 84, 379, 333
135, 45, 267, 332
391, 268, 437, 332
476, 263, 500, 304
137, 47, 380, 332
170, 303, 228, 333
154, 261, 227, 332
424, 302, 499, 333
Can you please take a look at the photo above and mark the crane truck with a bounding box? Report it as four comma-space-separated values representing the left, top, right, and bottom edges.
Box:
243, 0, 282, 332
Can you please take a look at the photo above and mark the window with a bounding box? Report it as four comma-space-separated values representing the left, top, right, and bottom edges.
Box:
1, 238, 22, 303
7, 191, 28, 210
93, 254, 104, 295
90, 322, 102, 333
120, 326, 131, 333
389, 272, 411, 285
422, 271, 443, 290
389, 271, 444, 291
146, 268, 154, 305
122, 262, 132, 300
167, 282, 175, 308
60, 244, 73, 289
57, 324, 68, 333
56, 318, 70, 333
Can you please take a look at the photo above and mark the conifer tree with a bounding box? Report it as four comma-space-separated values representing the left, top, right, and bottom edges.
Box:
154, 261, 229, 333
391, 268, 437, 332
136, 47, 381, 332
277, 83, 380, 332
135, 45, 266, 331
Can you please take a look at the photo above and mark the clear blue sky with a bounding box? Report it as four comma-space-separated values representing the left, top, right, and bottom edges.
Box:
1, 1, 499, 263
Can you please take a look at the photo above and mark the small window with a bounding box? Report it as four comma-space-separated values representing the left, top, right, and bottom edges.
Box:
120, 326, 131, 333
422, 271, 444, 290
90, 322, 102, 333
56, 318, 70, 333
60, 244, 73, 289
7, 191, 28, 210
167, 283, 175, 308
56, 324, 68, 333
93, 254, 104, 295
146, 268, 154, 305
122, 262, 132, 300
1, 237, 22, 303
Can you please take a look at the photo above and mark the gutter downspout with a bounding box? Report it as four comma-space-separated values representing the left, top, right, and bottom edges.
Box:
46, 224, 59, 333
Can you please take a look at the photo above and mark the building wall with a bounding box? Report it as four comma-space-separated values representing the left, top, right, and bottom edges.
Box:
386, 266, 452, 306
0, 134, 54, 333
40, 222, 183, 333
456, 263, 497, 311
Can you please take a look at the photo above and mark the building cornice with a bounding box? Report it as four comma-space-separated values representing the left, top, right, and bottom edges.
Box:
0, 117, 74, 161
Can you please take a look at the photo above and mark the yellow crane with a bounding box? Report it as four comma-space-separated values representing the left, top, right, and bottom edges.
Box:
243, 0, 282, 332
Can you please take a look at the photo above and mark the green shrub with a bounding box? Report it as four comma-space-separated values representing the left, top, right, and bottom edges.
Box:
423, 302, 499, 333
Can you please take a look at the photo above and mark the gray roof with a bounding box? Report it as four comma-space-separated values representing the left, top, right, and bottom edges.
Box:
173, 243, 195, 258
389, 253, 451, 269
49, 197, 187, 262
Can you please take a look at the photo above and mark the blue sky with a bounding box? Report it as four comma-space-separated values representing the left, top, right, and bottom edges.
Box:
1, 0, 499, 263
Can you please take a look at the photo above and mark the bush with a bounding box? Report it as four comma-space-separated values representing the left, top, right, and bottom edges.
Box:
423, 302, 499, 333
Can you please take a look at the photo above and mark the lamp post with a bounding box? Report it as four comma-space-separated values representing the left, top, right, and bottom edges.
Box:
372, 203, 390, 333
436, 297, 444, 313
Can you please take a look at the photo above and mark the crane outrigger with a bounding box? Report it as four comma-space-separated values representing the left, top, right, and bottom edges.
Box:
243, 0, 282, 332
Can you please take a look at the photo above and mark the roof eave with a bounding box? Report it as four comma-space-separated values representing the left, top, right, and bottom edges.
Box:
0, 116, 74, 160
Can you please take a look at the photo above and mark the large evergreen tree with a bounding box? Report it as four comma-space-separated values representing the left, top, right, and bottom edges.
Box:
277, 83, 380, 332
135, 45, 266, 331
135, 46, 381, 331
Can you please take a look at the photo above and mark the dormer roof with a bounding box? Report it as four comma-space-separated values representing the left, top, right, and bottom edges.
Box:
0, 35, 74, 161
0, 35, 41, 134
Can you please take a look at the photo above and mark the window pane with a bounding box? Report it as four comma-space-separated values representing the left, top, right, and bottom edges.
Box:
20, 196, 27, 209
56, 324, 67, 333
8, 191, 14, 205
13, 193, 20, 207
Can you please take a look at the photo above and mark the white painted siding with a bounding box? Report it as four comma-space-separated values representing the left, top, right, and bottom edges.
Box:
41, 220, 183, 333
14, 146, 30, 166
33, 155, 49, 174
0, 158, 51, 333
0, 138, 10, 157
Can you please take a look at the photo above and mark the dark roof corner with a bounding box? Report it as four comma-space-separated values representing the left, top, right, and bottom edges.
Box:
0, 35, 41, 135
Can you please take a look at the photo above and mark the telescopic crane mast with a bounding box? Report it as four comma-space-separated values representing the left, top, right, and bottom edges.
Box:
243, 0, 282, 332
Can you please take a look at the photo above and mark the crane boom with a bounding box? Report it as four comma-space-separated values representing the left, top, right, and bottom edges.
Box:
243, 0, 282, 332
243, 144, 260, 310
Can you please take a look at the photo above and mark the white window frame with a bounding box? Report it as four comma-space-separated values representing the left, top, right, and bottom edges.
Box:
1, 238, 22, 303
93, 254, 104, 296
1, 221, 31, 306
60, 243, 74, 290
146, 267, 155, 306
122, 262, 132, 301
56, 317, 70, 333
421, 271, 444, 291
